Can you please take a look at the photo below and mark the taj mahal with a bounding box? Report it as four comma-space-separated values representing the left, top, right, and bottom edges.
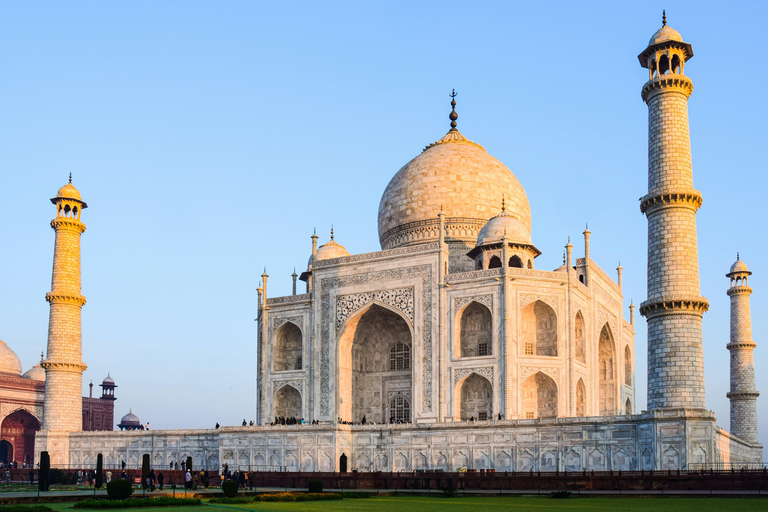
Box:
25, 16, 762, 471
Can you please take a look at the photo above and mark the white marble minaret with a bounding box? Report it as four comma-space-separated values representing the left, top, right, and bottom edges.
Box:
726, 256, 759, 444
638, 13, 709, 410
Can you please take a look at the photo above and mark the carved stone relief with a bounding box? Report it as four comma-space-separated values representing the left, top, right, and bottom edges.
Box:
335, 287, 414, 331
520, 366, 559, 382
520, 294, 558, 312
272, 316, 303, 332
597, 304, 618, 338
453, 367, 493, 386
452, 294, 493, 316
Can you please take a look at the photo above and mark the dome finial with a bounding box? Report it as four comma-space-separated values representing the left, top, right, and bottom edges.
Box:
69, 172, 72, 184
737, 252, 740, 261
449, 89, 458, 130
501, 195, 506, 212
662, 10, 667, 26
331, 225, 334, 240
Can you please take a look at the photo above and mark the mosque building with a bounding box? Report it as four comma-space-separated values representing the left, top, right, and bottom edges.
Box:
32, 15, 761, 471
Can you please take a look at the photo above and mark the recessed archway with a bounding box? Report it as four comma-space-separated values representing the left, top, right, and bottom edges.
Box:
521, 372, 557, 419
273, 385, 301, 420
0, 409, 39, 465
338, 303, 412, 424
457, 373, 492, 421
575, 311, 586, 364
576, 378, 586, 417
0, 440, 12, 465
598, 324, 616, 415
458, 301, 492, 358
273, 322, 302, 371
521, 300, 557, 356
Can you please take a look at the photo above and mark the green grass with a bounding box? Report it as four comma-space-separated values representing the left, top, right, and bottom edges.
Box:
41, 496, 768, 512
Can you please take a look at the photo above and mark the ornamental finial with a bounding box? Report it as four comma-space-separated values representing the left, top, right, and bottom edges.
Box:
449, 89, 458, 130
501, 195, 506, 212
662, 10, 667, 26
69, 172, 72, 184
737, 252, 740, 261
331, 226, 334, 240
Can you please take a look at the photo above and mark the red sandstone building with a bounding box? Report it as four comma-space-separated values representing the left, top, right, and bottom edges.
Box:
0, 340, 116, 465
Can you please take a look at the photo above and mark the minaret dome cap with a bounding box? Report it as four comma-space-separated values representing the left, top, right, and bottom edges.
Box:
648, 25, 683, 46
727, 257, 751, 277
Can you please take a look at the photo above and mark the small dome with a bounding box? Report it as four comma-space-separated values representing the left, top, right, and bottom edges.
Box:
102, 374, 115, 385
730, 259, 749, 274
308, 238, 351, 266
56, 183, 82, 201
120, 410, 140, 425
648, 25, 683, 46
476, 211, 531, 246
22, 362, 45, 381
0, 339, 22, 375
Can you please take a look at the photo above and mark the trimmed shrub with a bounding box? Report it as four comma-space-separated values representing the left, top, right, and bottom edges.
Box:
141, 454, 150, 490
0, 506, 53, 512
550, 490, 571, 499
221, 480, 239, 498
307, 479, 323, 493
106, 479, 134, 500
74, 498, 200, 509
95, 454, 103, 489
38, 452, 50, 492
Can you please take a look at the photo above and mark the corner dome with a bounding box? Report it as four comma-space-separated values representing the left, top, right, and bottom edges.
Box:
103, 374, 115, 385
120, 411, 140, 425
0, 339, 22, 375
476, 210, 531, 246
728, 257, 750, 276
22, 362, 45, 381
56, 183, 82, 201
648, 25, 683, 46
308, 236, 351, 266
378, 128, 531, 250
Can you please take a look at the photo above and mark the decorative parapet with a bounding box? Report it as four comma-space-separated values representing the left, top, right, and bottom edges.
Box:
641, 74, 693, 102
41, 361, 87, 372
445, 268, 502, 284
726, 391, 760, 399
50, 217, 86, 233
639, 296, 709, 318
314, 242, 440, 268
380, 218, 485, 250
727, 286, 753, 297
266, 294, 310, 306
726, 341, 757, 350
640, 189, 703, 215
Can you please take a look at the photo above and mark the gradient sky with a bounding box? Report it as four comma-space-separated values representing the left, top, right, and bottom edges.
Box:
1, 1, 766, 449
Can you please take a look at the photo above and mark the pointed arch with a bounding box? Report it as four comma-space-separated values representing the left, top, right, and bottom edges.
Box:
624, 345, 632, 386
521, 372, 557, 419
574, 311, 586, 364
488, 256, 502, 269
273, 322, 302, 371
598, 324, 616, 415
521, 300, 557, 356
576, 378, 586, 417
456, 372, 492, 421
458, 301, 492, 358
509, 255, 523, 268
273, 385, 301, 419
625, 398, 632, 415
337, 303, 413, 424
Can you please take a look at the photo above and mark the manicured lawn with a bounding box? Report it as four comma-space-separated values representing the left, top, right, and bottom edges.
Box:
44, 496, 768, 512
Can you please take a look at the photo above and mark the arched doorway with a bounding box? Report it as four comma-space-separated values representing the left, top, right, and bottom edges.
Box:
338, 304, 413, 424
273, 322, 302, 371
458, 302, 492, 358
457, 373, 492, 421
598, 324, 616, 415
0, 441, 12, 464
521, 301, 557, 356
273, 385, 301, 419
0, 410, 40, 465
521, 372, 557, 419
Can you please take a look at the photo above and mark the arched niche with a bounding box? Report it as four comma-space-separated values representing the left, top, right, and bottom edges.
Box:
273, 385, 301, 419
576, 378, 586, 417
488, 256, 502, 269
338, 303, 412, 424
458, 301, 492, 358
0, 409, 40, 464
521, 372, 557, 419
509, 255, 523, 268
521, 300, 557, 356
575, 311, 586, 364
457, 373, 492, 421
624, 345, 632, 386
625, 398, 632, 414
273, 322, 302, 372
598, 324, 616, 415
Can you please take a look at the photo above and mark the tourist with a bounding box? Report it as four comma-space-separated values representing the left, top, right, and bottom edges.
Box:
184, 470, 191, 489
242, 419, 247, 426
215, 422, 219, 429
149, 469, 156, 491
121, 460, 126, 470
106, 470, 112, 483
28, 469, 34, 485
248, 470, 254, 490
238, 470, 245, 489
157, 471, 164, 491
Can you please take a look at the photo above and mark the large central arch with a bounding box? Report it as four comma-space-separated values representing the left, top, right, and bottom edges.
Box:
338, 303, 413, 424
0, 409, 40, 465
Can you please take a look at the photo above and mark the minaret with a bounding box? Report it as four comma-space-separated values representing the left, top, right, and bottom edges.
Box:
726, 256, 759, 443
638, 14, 708, 410
42, 175, 88, 431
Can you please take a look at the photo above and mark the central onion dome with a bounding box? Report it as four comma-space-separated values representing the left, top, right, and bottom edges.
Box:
378, 94, 531, 251
0, 339, 22, 375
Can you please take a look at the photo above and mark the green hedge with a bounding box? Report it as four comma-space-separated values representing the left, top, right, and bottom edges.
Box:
74, 498, 201, 509
221, 480, 239, 498
0, 506, 53, 512
255, 493, 341, 502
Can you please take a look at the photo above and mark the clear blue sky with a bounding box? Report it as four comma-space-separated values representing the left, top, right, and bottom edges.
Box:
1, 1, 766, 448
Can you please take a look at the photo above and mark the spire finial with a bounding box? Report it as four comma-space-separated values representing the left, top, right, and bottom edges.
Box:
40, 351, 44, 361
662, 10, 667, 26
501, 195, 506, 212
68, 172, 72, 184
737, 252, 740, 261
449, 89, 458, 130
330, 225, 334, 240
